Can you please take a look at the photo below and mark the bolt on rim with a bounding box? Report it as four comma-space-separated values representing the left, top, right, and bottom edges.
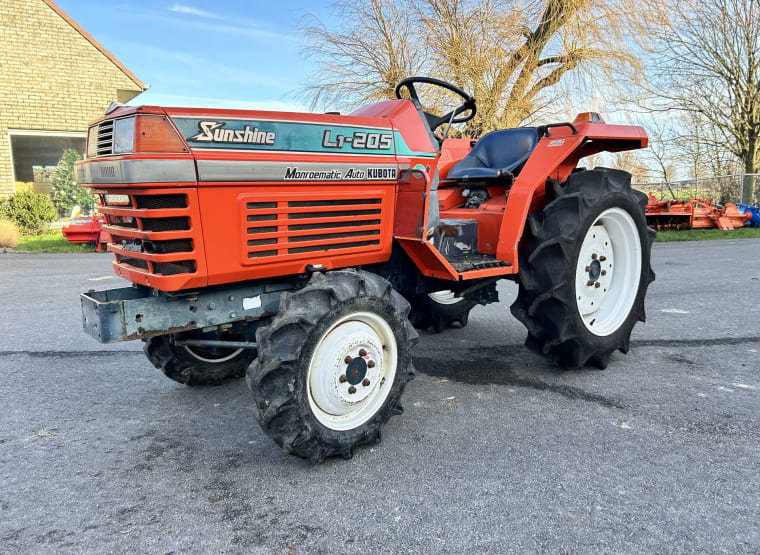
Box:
574, 207, 642, 336
307, 311, 397, 431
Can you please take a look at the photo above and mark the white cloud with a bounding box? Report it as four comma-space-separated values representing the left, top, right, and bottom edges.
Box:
169, 4, 224, 20
112, 41, 294, 89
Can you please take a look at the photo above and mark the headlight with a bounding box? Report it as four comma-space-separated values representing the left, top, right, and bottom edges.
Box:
113, 117, 136, 154
86, 125, 98, 158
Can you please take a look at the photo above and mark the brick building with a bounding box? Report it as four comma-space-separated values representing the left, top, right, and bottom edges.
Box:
0, 0, 146, 197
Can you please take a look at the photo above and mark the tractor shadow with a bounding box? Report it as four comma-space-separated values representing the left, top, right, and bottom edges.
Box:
412, 340, 627, 410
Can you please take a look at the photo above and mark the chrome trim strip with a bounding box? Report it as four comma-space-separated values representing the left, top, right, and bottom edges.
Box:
76, 159, 197, 184
196, 160, 398, 182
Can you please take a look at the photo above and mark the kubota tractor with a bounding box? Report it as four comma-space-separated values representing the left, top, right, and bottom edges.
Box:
77, 77, 655, 461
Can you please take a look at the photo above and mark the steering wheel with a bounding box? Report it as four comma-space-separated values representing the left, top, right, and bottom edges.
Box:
395, 76, 477, 136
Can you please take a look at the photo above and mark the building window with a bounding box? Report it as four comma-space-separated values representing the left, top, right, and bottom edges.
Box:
9, 130, 86, 195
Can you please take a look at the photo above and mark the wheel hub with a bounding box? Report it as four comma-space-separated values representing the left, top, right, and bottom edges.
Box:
588, 259, 602, 281
345, 356, 368, 385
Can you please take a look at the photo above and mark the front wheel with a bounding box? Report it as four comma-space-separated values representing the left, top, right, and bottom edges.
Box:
143, 330, 257, 386
248, 270, 417, 462
510, 168, 656, 369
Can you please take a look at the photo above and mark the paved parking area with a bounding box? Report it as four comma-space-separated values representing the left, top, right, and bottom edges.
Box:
1, 239, 759, 553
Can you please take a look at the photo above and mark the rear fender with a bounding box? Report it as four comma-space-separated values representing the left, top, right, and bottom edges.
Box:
496, 122, 647, 269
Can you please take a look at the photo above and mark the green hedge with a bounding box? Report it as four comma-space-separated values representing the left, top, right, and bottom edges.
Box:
0, 191, 57, 235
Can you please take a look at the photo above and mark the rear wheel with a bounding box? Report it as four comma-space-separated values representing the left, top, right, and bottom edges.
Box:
409, 290, 478, 332
248, 270, 417, 462
143, 330, 257, 386
510, 168, 656, 369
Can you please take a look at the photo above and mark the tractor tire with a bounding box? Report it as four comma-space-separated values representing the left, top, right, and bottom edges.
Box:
247, 270, 417, 462
510, 168, 656, 369
143, 332, 257, 386
409, 291, 478, 332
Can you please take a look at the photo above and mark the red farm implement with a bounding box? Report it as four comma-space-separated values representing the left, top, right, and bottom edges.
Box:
645, 195, 752, 231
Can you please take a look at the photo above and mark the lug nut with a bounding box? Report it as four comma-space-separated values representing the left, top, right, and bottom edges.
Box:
600, 256, 607, 261
585, 266, 591, 272
358, 348, 367, 357
348, 386, 357, 394
595, 282, 601, 288
587, 280, 595, 286
592, 253, 598, 260
601, 270, 607, 276
344, 356, 352, 364
362, 378, 370, 387
367, 360, 375, 368
339, 375, 348, 383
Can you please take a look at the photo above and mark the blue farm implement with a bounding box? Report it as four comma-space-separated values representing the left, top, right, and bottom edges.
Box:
737, 204, 760, 227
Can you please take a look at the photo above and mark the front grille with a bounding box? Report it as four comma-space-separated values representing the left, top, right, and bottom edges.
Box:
143, 239, 193, 254
96, 120, 114, 157
243, 194, 385, 260
135, 194, 188, 209
141, 217, 190, 232
117, 256, 149, 270
95, 188, 201, 286
153, 261, 196, 275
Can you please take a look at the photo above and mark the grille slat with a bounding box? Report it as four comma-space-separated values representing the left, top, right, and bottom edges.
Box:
287, 229, 380, 243
289, 219, 381, 232
289, 240, 380, 255
95, 121, 114, 157
287, 209, 381, 219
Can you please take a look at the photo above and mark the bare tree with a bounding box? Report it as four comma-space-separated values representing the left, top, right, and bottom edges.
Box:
302, 0, 666, 136
302, 1, 426, 108
611, 151, 651, 183
650, 0, 760, 202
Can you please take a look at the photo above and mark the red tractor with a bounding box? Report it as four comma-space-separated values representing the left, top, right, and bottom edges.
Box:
77, 77, 655, 461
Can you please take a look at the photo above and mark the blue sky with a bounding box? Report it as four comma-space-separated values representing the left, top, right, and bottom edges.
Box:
56, 1, 332, 111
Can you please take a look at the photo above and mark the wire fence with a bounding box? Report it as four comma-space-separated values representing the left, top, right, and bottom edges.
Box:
632, 174, 760, 206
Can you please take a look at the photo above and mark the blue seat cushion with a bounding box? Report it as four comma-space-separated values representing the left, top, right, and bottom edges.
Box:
447, 127, 539, 181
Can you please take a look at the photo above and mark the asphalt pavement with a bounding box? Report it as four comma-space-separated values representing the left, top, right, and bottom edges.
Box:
1, 239, 759, 553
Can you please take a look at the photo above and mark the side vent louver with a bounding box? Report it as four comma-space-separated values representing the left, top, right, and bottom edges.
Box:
243, 195, 386, 261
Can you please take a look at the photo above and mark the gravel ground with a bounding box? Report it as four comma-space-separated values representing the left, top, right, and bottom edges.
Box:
1, 239, 759, 553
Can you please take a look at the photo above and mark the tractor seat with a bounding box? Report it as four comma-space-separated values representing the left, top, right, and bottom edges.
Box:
447, 127, 539, 181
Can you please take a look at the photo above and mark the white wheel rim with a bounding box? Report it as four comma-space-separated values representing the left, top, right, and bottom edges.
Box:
428, 290, 462, 305
574, 207, 641, 336
307, 311, 397, 431
184, 345, 243, 363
